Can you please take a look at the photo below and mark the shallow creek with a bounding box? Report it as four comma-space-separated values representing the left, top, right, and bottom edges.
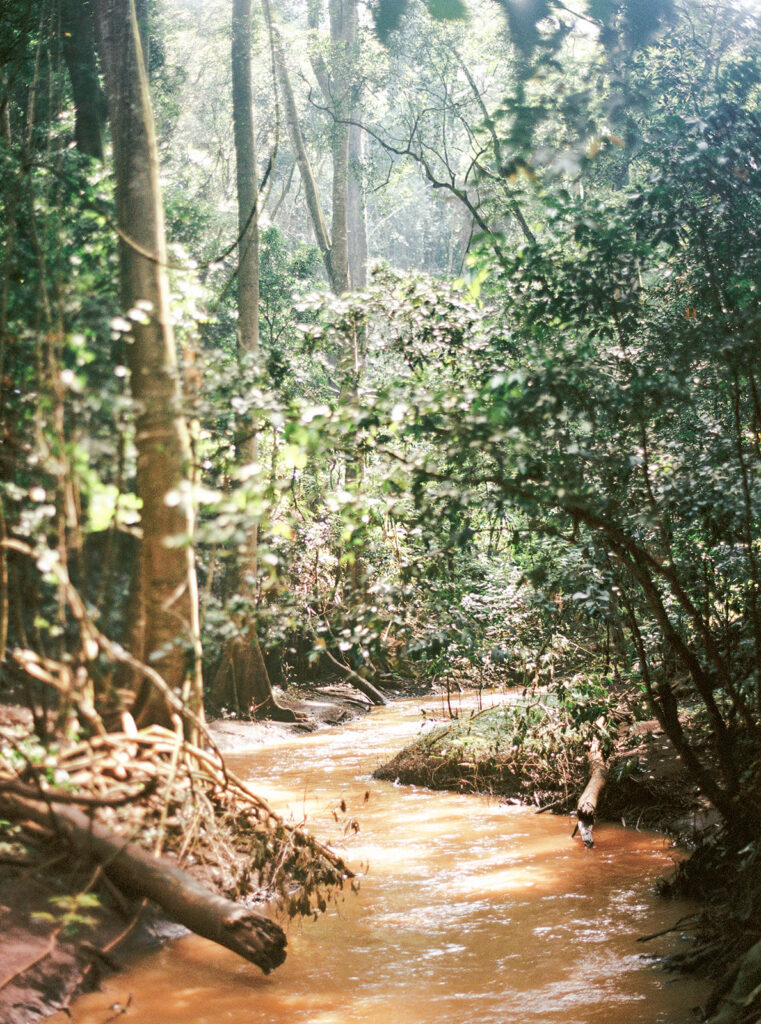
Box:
59, 693, 709, 1024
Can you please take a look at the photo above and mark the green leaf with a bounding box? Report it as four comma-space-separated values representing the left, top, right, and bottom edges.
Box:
427, 0, 468, 21
371, 0, 410, 42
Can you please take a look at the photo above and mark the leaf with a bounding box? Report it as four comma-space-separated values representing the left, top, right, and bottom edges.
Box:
427, 0, 468, 21
271, 521, 294, 540
282, 444, 308, 470
371, 0, 410, 42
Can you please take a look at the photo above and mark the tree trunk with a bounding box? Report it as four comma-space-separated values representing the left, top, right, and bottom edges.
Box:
232, 0, 259, 360
574, 727, 607, 849
211, 635, 297, 721
267, 0, 359, 297
267, 2, 332, 275
60, 0, 106, 159
210, 0, 295, 722
326, 0, 353, 295
0, 791, 287, 974
347, 121, 367, 288
92, 0, 203, 729
207, 0, 294, 724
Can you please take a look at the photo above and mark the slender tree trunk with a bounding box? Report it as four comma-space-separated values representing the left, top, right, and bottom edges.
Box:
92, 0, 203, 729
232, 0, 259, 361
210, 0, 295, 721
60, 0, 106, 159
267, 0, 332, 275
327, 0, 352, 295
270, 0, 375, 613
347, 119, 367, 288
268, 0, 359, 297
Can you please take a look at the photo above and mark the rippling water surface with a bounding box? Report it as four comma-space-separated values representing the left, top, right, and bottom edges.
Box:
58, 693, 709, 1024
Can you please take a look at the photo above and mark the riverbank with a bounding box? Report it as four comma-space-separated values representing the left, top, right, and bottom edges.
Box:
373, 700, 711, 837
0, 688, 362, 1024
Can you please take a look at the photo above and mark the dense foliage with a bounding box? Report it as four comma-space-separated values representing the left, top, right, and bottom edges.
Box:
1, 0, 761, 845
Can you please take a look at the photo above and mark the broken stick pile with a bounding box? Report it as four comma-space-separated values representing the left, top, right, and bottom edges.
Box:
0, 714, 352, 982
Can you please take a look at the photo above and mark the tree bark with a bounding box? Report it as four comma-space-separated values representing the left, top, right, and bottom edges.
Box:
574, 725, 607, 848
347, 120, 367, 288
232, 0, 259, 359
0, 791, 287, 974
60, 0, 106, 159
92, 0, 203, 729
267, 4, 332, 277
326, 0, 353, 295
209, 0, 296, 722
211, 634, 297, 721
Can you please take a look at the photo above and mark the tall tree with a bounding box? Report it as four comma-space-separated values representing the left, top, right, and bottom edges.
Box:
210, 0, 295, 721
267, 0, 363, 295
60, 0, 106, 159
92, 0, 203, 729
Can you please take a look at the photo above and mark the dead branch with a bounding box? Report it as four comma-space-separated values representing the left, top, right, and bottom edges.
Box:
0, 792, 287, 974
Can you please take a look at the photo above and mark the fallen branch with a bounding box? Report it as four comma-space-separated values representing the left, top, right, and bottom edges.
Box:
535, 795, 571, 815
0, 777, 157, 808
636, 914, 698, 944
573, 719, 608, 848
0, 792, 287, 974
320, 647, 389, 706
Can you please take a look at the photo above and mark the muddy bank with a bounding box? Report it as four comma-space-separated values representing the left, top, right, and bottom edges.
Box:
373, 703, 711, 837
0, 686, 366, 1024
0, 865, 179, 1024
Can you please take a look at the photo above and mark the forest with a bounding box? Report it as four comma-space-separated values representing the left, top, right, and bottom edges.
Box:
1, 0, 761, 1022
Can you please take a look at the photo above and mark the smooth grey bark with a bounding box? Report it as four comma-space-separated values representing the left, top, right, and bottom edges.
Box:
326, 0, 353, 294
348, 119, 368, 288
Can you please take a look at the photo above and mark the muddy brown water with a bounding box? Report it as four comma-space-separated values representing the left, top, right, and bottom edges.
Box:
58, 694, 709, 1024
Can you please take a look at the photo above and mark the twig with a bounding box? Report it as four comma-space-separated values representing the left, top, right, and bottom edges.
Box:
637, 914, 699, 943
535, 795, 571, 814
0, 777, 158, 808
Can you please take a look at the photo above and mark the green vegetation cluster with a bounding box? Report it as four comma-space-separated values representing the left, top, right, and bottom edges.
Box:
2, 0, 761, 1018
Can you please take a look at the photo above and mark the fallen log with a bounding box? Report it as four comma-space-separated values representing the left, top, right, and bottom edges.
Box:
320, 648, 389, 706
573, 731, 608, 849
0, 792, 287, 974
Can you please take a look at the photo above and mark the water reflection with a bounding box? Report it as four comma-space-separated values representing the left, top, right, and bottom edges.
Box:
56, 695, 708, 1024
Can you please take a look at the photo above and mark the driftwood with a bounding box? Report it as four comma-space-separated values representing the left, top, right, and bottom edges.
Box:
320, 647, 389, 706
573, 727, 608, 849
0, 792, 287, 974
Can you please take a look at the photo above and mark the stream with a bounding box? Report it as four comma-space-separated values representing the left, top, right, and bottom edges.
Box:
58, 693, 709, 1024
